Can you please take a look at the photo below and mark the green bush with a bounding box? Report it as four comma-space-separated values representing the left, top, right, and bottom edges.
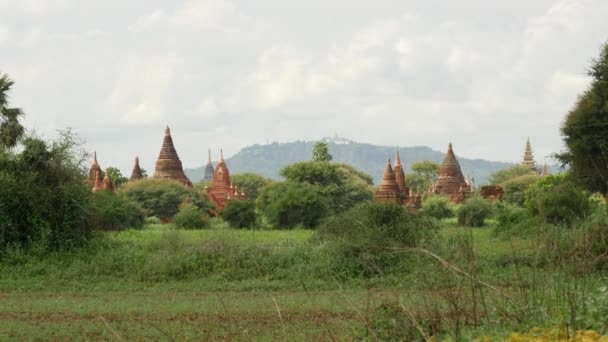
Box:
230, 173, 273, 201
502, 174, 538, 206
88, 192, 146, 230
315, 201, 439, 277
525, 175, 591, 224
280, 161, 373, 214
0, 134, 93, 252
257, 182, 328, 229
456, 197, 493, 227
421, 195, 454, 219
538, 183, 591, 224
173, 204, 208, 229
120, 178, 213, 220
222, 200, 257, 229
492, 204, 536, 238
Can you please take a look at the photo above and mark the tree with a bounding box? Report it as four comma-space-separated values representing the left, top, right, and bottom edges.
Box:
256, 182, 328, 229
558, 42, 608, 195
105, 167, 128, 187
488, 166, 535, 185
312, 142, 332, 162
406, 161, 440, 191
280, 161, 373, 213
222, 199, 257, 229
230, 173, 273, 200
502, 174, 538, 206
0, 73, 25, 150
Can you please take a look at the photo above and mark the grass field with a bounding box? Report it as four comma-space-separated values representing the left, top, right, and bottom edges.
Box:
0, 221, 606, 340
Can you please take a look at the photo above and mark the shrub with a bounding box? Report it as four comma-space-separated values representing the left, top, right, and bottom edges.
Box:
0, 134, 93, 252
120, 178, 213, 220
502, 174, 538, 206
421, 195, 454, 219
526, 175, 591, 224
230, 173, 273, 200
492, 204, 536, 238
280, 161, 373, 214
222, 200, 257, 229
257, 182, 328, 229
173, 204, 208, 229
315, 202, 439, 277
88, 192, 146, 230
456, 197, 493, 227
145, 216, 162, 225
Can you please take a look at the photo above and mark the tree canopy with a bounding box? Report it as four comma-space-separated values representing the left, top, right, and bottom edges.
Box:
558, 42, 608, 194
312, 142, 333, 162
0, 73, 25, 150
488, 166, 535, 186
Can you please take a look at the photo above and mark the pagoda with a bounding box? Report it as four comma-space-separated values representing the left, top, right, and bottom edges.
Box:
432, 143, 470, 202
205, 150, 245, 211
522, 137, 536, 171
202, 149, 214, 182
92, 169, 104, 192
152, 126, 192, 187
373, 158, 402, 204
393, 151, 409, 202
88, 151, 103, 188
129, 156, 144, 182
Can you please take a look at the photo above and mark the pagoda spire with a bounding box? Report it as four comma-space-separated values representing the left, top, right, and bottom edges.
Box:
129, 156, 144, 182
152, 126, 192, 187
393, 151, 408, 198
432, 142, 468, 202
522, 137, 536, 170
373, 158, 400, 203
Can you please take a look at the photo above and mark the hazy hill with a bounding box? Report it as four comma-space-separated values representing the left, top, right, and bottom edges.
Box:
184, 138, 517, 186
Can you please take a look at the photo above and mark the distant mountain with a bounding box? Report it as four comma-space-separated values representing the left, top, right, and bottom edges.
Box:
184, 138, 518, 186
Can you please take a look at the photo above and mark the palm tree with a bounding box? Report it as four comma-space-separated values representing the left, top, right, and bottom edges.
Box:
0, 72, 25, 149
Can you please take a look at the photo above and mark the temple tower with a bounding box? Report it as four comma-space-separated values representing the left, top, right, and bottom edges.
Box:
152, 126, 192, 187
522, 137, 536, 171
373, 158, 401, 204
432, 143, 469, 202
129, 156, 144, 182
206, 150, 232, 210
92, 169, 104, 192
393, 151, 409, 202
88, 151, 103, 188
203, 149, 214, 182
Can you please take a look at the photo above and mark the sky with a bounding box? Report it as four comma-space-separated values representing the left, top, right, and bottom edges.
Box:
1, 0, 607, 175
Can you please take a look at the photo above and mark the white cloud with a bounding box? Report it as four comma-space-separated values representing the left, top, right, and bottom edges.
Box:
0, 26, 8, 44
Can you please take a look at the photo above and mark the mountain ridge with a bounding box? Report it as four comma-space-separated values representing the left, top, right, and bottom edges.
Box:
184, 139, 520, 185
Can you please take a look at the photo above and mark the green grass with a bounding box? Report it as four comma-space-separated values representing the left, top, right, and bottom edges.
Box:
0, 221, 606, 340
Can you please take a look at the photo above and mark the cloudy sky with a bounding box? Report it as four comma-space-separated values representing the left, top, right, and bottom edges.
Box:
1, 0, 607, 174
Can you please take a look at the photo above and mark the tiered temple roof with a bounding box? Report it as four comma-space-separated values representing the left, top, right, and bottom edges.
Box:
203, 149, 214, 182
88, 151, 102, 188
373, 158, 402, 204
129, 156, 144, 182
522, 137, 536, 171
205, 150, 245, 211
92, 168, 104, 192
393, 151, 409, 200
432, 143, 470, 202
152, 126, 192, 187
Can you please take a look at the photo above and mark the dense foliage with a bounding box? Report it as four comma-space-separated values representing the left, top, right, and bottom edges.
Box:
525, 175, 591, 224
119, 179, 213, 220
404, 160, 440, 191
315, 201, 439, 277
222, 199, 257, 229
257, 182, 328, 229
173, 203, 208, 229
456, 196, 493, 227
488, 166, 535, 185
421, 195, 454, 219
230, 173, 273, 200
0, 134, 92, 251
558, 42, 608, 194
502, 174, 538, 206
280, 161, 373, 214
88, 192, 146, 230
312, 141, 333, 162
105, 167, 129, 188
0, 73, 25, 150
